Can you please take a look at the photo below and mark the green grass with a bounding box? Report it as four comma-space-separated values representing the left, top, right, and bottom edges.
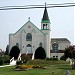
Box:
0, 60, 75, 75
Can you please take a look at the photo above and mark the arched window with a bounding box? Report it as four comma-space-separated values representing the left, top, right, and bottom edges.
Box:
26, 44, 32, 54
39, 42, 42, 47
52, 43, 58, 52
26, 33, 32, 41
16, 43, 19, 48
27, 44, 31, 47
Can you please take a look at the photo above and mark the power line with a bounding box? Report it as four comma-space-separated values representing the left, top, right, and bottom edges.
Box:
0, 3, 74, 10
47, 3, 75, 5
0, 3, 75, 8
47, 5, 75, 8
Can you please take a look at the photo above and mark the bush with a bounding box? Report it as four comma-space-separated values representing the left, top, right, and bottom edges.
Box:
4, 60, 10, 64
16, 60, 22, 65
53, 58, 58, 60
32, 65, 41, 68
9, 46, 20, 59
21, 54, 30, 63
3, 55, 10, 64
0, 59, 4, 65
46, 58, 58, 61
34, 47, 46, 59
60, 55, 67, 61
46, 57, 50, 60
0, 55, 10, 65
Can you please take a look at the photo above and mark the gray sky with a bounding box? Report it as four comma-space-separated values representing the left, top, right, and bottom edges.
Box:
0, 0, 74, 51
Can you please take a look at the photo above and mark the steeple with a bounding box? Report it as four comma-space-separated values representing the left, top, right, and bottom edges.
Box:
42, 3, 50, 23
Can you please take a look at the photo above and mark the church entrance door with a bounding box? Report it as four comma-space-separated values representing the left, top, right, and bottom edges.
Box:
26, 44, 32, 54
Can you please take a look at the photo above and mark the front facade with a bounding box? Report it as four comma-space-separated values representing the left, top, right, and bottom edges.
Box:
9, 6, 51, 59
9, 6, 71, 59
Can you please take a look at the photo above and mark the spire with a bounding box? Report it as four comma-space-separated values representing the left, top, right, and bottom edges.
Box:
42, 3, 50, 23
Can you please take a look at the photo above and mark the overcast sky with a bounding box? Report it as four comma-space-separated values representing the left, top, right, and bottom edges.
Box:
0, 0, 74, 51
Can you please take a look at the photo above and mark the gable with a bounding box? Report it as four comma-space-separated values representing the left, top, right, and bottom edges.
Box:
14, 21, 44, 36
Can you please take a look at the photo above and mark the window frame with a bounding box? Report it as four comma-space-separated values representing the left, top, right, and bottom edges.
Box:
52, 43, 58, 52
26, 33, 32, 41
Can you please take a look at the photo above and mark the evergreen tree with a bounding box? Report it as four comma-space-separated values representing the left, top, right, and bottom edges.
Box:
34, 47, 46, 59
9, 46, 20, 59
5, 45, 9, 55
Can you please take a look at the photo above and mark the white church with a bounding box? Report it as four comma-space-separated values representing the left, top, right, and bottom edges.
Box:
9, 6, 71, 60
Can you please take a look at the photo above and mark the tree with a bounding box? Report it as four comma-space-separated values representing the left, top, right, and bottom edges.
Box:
5, 45, 9, 55
64, 45, 75, 69
0, 49, 4, 57
34, 47, 46, 59
9, 46, 20, 59
64, 45, 75, 59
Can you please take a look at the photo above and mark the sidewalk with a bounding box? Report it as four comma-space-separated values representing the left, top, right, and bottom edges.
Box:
0, 65, 15, 67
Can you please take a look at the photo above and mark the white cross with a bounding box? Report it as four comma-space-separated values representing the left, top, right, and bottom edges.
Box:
28, 17, 30, 21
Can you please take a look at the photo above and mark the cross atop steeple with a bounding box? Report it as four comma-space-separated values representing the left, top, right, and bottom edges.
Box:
45, 2, 46, 7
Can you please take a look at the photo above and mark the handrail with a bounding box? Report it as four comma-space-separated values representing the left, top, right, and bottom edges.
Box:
10, 57, 14, 63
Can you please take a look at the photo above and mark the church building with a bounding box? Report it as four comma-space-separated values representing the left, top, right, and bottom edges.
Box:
9, 6, 71, 60
9, 6, 51, 59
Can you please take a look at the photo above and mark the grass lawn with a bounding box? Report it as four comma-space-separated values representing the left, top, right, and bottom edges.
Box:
0, 60, 75, 75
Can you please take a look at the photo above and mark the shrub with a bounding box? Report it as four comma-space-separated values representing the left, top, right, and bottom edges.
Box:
3, 55, 10, 64
32, 65, 41, 68
53, 58, 58, 60
21, 54, 30, 63
46, 58, 58, 61
0, 59, 4, 65
9, 46, 20, 59
16, 60, 22, 65
60, 55, 66, 60
46, 57, 50, 60
34, 47, 46, 59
